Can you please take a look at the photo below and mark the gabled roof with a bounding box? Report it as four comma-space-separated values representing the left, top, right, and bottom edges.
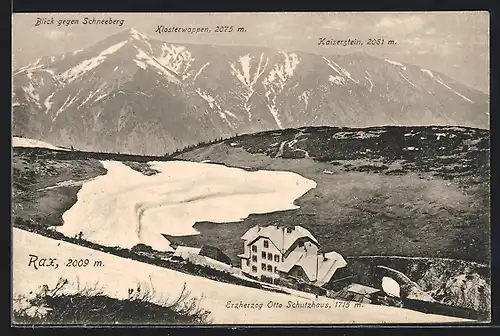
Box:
241, 225, 319, 254
347, 283, 381, 295
277, 250, 347, 286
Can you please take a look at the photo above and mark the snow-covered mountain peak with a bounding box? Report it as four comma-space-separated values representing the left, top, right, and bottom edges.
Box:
12, 31, 489, 156
129, 28, 149, 40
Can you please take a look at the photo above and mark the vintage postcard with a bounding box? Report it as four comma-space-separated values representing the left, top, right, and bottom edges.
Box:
11, 11, 490, 325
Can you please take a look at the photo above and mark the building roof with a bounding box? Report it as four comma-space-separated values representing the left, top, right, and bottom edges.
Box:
242, 225, 319, 254
277, 250, 347, 286
347, 283, 381, 295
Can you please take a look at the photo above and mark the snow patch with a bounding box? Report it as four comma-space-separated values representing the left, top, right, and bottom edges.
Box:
231, 53, 268, 121
57, 160, 317, 251
43, 92, 55, 113
12, 137, 69, 151
192, 62, 210, 81
385, 59, 407, 71
134, 47, 182, 83
421, 69, 474, 103
130, 28, 148, 40
435, 133, 447, 140
332, 131, 380, 140
364, 71, 373, 92
262, 52, 300, 129
329, 75, 346, 86
323, 57, 359, 84
299, 91, 310, 108
22, 83, 40, 105
155, 43, 195, 80
59, 41, 128, 83
400, 72, 418, 89
195, 89, 220, 109
231, 53, 268, 88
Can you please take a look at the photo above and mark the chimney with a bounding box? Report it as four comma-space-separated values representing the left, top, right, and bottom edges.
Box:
322, 251, 326, 261
257, 225, 261, 232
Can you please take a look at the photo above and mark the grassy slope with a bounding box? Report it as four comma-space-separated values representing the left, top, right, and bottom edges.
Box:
13, 289, 211, 325
173, 126, 490, 264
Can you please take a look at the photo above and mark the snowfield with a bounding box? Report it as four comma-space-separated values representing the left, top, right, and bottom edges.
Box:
58, 160, 317, 252
12, 137, 69, 151
12, 228, 470, 324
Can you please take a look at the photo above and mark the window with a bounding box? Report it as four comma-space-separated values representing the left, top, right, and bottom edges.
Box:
252, 245, 257, 252
274, 254, 280, 262
267, 253, 272, 260
267, 265, 273, 272
262, 251, 266, 258
252, 266, 257, 273
263, 240, 269, 248
252, 255, 257, 262
246, 260, 249, 266
275, 266, 279, 274
261, 263, 266, 271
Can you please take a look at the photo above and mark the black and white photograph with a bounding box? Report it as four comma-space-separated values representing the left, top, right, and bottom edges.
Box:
11, 11, 490, 325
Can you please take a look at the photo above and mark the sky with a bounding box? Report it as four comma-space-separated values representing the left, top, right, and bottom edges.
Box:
12, 12, 489, 93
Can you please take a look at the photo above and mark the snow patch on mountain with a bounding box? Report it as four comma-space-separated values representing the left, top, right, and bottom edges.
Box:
134, 47, 182, 83
364, 71, 374, 92
52, 96, 70, 122
329, 75, 346, 86
262, 52, 300, 129
332, 131, 381, 140
421, 69, 474, 103
231, 53, 269, 121
43, 92, 55, 113
400, 72, 418, 89
218, 110, 239, 129
323, 57, 359, 84
193, 62, 210, 81
78, 83, 107, 108
385, 59, 407, 71
59, 40, 128, 84
299, 90, 310, 108
22, 83, 41, 106
224, 110, 237, 119
196, 88, 221, 110
230, 53, 268, 88
130, 28, 148, 40
156, 43, 195, 80
12, 137, 69, 151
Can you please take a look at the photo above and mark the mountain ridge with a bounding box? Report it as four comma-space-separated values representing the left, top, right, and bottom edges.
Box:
12, 28, 490, 155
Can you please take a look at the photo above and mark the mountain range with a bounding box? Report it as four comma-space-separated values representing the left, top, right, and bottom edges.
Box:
12, 28, 490, 155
